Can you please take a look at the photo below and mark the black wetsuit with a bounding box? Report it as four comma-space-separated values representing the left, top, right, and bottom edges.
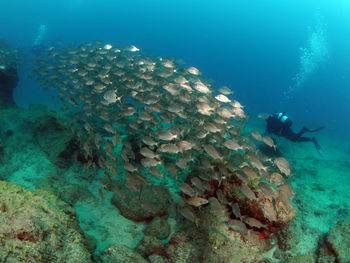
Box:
265, 113, 325, 154
265, 113, 312, 143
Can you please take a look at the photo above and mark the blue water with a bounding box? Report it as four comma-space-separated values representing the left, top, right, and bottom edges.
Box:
1, 0, 350, 138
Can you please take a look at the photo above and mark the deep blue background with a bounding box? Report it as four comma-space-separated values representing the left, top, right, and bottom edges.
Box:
1, 0, 349, 139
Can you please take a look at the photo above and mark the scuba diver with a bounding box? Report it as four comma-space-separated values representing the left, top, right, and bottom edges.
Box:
263, 112, 325, 156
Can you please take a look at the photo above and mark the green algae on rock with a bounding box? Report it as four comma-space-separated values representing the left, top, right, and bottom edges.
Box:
0, 180, 92, 263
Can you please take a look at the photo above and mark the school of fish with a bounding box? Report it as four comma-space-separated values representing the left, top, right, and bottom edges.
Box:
32, 42, 295, 233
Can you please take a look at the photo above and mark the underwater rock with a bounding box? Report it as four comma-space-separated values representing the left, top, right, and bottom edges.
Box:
37, 173, 93, 205
166, 230, 196, 263
199, 218, 268, 262
85, 233, 98, 255
135, 235, 165, 258
143, 216, 171, 240
0, 66, 19, 109
275, 219, 304, 251
99, 244, 148, 263
163, 206, 273, 263
184, 167, 297, 239
148, 254, 169, 263
284, 253, 315, 263
0, 180, 92, 262
4, 129, 13, 137
318, 220, 350, 263
0, 138, 3, 157
317, 243, 337, 263
56, 183, 93, 204
111, 184, 168, 222
273, 219, 320, 262
33, 110, 75, 168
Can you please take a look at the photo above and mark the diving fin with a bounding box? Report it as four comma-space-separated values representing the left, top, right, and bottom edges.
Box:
312, 137, 320, 150
318, 149, 328, 160
312, 136, 327, 159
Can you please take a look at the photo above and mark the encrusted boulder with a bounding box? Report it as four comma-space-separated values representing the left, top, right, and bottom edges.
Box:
135, 235, 165, 258
111, 184, 168, 222
165, 230, 196, 263
99, 244, 148, 263
33, 110, 76, 168
148, 254, 169, 263
284, 253, 315, 263
160, 207, 274, 263
143, 216, 171, 240
0, 180, 92, 262
318, 220, 350, 263
0, 137, 3, 158
37, 173, 93, 205
276, 220, 305, 251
